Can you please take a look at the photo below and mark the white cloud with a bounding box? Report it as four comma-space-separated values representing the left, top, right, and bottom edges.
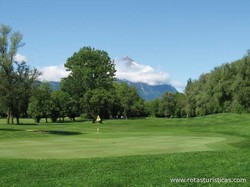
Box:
39, 64, 70, 82
115, 56, 184, 91
14, 53, 27, 62
13, 54, 69, 82
37, 56, 185, 92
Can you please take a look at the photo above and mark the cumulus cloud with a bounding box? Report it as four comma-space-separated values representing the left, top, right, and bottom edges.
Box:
37, 56, 184, 91
115, 56, 183, 90
13, 54, 69, 82
39, 64, 70, 82
14, 53, 27, 62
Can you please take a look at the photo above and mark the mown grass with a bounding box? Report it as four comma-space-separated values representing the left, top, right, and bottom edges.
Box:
0, 113, 249, 186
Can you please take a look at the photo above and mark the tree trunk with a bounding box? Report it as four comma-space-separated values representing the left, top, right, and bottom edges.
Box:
45, 118, 48, 123
16, 117, 20, 125
7, 110, 10, 124
11, 116, 14, 124
51, 117, 57, 123
35, 117, 41, 123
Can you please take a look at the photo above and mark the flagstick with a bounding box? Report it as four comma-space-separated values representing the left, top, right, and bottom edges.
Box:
96, 128, 99, 144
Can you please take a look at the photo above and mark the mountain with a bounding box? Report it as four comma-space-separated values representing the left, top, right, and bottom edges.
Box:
49, 81, 60, 90
114, 56, 178, 99
47, 55, 178, 100
118, 80, 177, 100
48, 80, 177, 100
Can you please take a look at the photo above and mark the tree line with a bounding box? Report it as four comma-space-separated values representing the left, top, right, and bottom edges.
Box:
27, 80, 148, 123
1, 24, 250, 124
185, 51, 250, 116
147, 51, 250, 118
0, 25, 147, 124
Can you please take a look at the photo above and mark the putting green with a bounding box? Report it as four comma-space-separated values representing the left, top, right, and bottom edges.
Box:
0, 135, 236, 159
1, 115, 247, 159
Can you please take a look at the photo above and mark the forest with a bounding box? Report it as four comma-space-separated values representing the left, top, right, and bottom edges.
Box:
1, 24, 250, 124
149, 51, 250, 118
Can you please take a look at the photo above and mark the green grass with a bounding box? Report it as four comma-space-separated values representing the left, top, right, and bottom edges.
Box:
0, 113, 249, 186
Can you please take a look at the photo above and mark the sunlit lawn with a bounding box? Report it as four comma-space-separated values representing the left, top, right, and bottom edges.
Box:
0, 114, 249, 186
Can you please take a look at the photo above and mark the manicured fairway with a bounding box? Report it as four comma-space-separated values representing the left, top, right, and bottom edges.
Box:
0, 113, 249, 186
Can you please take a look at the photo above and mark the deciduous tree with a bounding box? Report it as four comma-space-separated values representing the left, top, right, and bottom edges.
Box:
63, 47, 116, 120
0, 24, 40, 124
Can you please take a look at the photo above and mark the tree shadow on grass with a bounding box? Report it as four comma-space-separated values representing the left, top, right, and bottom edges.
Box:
0, 128, 24, 131
31, 130, 83, 136
5, 123, 38, 126
0, 128, 83, 136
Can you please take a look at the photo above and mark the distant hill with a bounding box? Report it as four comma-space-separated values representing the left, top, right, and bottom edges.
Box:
118, 80, 177, 100
49, 81, 60, 90
48, 80, 177, 100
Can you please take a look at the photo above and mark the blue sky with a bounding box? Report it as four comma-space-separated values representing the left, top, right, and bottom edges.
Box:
1, 0, 250, 91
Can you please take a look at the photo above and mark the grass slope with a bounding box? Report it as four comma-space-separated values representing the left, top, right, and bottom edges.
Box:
0, 113, 249, 186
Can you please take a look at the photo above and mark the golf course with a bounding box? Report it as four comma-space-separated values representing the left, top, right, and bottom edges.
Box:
0, 113, 249, 186
1, 0, 250, 186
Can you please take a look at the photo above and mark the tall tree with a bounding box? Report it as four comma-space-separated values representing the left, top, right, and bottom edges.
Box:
12, 62, 40, 124
63, 47, 116, 121
0, 24, 19, 124
0, 24, 40, 124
